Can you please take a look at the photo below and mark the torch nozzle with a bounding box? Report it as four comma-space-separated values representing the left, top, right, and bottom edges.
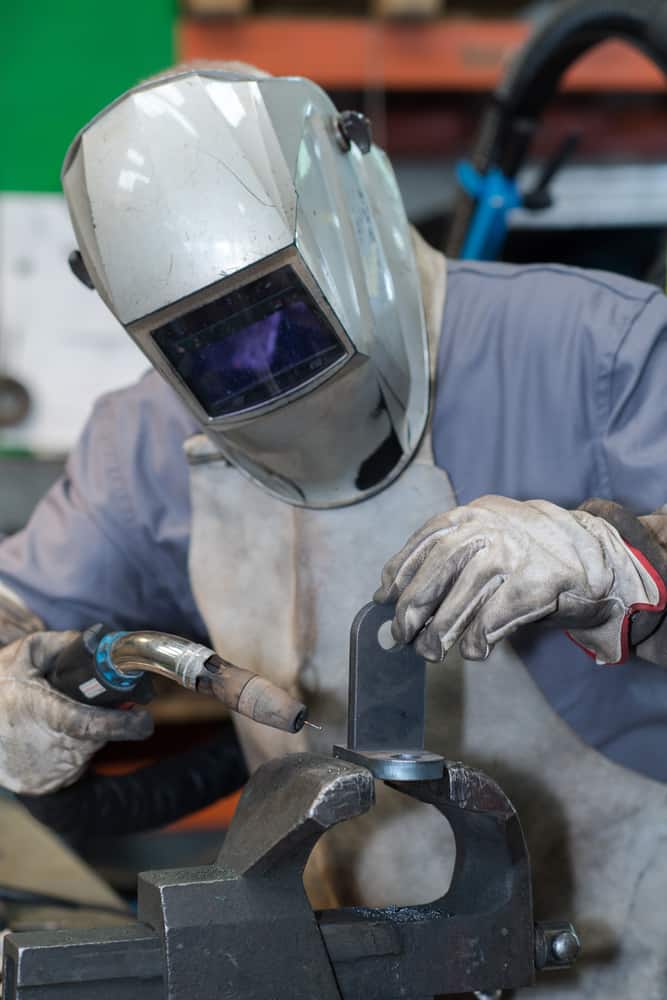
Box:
107, 633, 310, 734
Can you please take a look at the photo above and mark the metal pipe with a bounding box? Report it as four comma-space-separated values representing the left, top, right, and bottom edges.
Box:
108, 631, 212, 690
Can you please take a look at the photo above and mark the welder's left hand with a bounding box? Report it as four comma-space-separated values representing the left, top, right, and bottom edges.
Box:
375, 495, 665, 665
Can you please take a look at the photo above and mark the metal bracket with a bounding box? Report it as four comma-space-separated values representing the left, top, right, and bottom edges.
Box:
333, 602, 445, 780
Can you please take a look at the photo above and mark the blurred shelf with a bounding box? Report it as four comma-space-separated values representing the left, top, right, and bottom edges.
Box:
388, 99, 667, 160
179, 16, 667, 91
394, 160, 667, 229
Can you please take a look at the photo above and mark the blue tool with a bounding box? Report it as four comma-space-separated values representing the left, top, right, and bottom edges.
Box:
456, 161, 522, 261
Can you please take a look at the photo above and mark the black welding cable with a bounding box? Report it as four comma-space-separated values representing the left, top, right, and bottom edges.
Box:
446, 0, 667, 257
17, 728, 248, 847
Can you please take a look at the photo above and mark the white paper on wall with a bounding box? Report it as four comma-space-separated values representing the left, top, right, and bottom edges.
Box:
0, 193, 149, 455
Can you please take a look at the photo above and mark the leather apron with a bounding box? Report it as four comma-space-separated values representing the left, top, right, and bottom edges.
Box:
186, 236, 667, 998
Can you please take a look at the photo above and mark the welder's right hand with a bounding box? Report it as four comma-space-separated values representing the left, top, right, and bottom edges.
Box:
0, 631, 153, 795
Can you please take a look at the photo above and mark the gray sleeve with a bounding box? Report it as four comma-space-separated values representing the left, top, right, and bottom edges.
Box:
589, 289, 667, 665
0, 373, 206, 639
434, 261, 664, 509
600, 288, 667, 514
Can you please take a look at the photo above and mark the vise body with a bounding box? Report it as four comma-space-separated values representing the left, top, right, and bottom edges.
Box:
3, 604, 578, 998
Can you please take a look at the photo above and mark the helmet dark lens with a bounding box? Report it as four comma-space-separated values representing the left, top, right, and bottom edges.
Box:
153, 265, 346, 418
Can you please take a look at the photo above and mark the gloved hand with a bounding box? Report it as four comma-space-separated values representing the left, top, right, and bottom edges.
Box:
0, 631, 153, 795
375, 495, 665, 665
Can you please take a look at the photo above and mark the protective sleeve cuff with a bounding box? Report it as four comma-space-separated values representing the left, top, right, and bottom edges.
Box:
576, 499, 667, 663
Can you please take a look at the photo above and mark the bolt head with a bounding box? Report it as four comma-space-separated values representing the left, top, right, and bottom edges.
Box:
551, 931, 580, 964
336, 111, 372, 154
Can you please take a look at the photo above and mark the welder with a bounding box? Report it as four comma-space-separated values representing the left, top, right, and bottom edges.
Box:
0, 63, 666, 997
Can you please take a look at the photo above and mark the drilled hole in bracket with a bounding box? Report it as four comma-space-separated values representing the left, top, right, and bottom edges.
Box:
377, 620, 397, 651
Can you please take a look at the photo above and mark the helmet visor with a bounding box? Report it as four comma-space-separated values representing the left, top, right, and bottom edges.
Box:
152, 265, 346, 419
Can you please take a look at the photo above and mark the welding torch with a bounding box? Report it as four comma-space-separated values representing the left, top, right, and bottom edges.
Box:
47, 624, 319, 734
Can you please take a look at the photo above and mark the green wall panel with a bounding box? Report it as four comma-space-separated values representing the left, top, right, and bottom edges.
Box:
1, 1, 176, 192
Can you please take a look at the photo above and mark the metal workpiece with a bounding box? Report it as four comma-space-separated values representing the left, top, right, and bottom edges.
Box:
334, 745, 445, 780
3, 752, 551, 999
333, 602, 445, 781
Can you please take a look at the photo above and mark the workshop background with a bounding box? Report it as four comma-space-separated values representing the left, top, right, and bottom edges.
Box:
3, 0, 667, 533
3, 0, 667, 886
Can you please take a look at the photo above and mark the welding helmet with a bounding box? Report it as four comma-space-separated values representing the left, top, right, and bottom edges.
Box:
62, 68, 429, 508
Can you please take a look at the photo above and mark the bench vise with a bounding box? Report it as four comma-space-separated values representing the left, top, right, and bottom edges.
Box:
3, 604, 579, 998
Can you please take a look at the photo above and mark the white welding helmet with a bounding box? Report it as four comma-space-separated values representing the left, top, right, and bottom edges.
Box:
62, 68, 429, 508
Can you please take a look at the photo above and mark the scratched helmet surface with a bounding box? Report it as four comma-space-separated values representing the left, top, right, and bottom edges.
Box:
62, 68, 429, 507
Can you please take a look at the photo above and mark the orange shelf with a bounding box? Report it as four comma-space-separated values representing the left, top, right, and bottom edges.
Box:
179, 16, 667, 92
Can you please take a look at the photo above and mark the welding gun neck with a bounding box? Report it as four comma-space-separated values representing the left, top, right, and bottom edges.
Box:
107, 631, 213, 691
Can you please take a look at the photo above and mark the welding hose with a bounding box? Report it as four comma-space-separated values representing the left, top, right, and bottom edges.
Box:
446, 0, 667, 257
17, 724, 247, 846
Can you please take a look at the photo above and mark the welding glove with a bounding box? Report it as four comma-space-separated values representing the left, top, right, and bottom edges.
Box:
0, 631, 153, 795
375, 496, 666, 665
